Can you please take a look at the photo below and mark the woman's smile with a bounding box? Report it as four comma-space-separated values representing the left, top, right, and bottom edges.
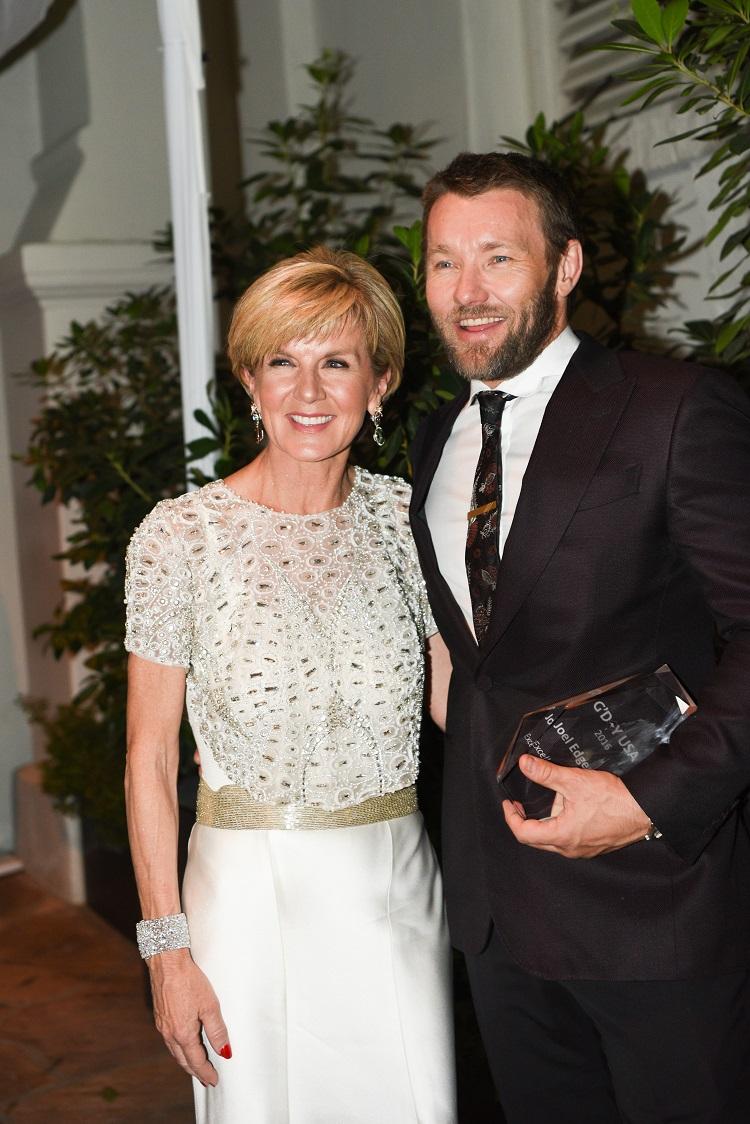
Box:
288, 412, 335, 429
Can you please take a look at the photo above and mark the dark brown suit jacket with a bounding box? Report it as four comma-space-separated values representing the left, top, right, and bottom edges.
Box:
410, 333, 750, 979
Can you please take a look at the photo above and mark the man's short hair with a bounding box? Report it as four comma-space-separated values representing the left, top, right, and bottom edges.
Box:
422, 151, 581, 265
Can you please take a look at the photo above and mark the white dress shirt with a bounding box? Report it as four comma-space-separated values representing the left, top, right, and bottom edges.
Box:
424, 326, 580, 637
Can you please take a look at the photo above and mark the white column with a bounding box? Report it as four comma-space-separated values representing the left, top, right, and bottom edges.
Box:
157, 0, 215, 477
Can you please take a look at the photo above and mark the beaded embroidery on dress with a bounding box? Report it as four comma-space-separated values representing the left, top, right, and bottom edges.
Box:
125, 469, 435, 810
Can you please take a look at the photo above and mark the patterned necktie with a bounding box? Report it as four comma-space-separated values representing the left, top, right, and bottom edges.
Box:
465, 390, 515, 642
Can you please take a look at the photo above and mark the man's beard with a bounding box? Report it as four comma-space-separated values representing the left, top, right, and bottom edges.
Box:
432, 269, 559, 383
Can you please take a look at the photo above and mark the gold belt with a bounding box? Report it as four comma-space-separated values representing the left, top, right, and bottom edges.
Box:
196, 778, 418, 830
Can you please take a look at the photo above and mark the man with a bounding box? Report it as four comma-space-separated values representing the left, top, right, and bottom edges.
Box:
410, 151, 750, 1123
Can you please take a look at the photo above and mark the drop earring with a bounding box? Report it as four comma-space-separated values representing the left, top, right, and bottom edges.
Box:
251, 400, 264, 443
370, 406, 385, 447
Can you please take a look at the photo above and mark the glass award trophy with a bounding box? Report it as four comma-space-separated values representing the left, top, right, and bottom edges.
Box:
496, 664, 696, 819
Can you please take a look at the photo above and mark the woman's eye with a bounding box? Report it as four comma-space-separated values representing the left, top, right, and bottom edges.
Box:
268, 357, 292, 367
324, 358, 349, 369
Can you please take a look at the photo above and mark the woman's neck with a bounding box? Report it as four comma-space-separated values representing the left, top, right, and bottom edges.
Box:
224, 449, 355, 515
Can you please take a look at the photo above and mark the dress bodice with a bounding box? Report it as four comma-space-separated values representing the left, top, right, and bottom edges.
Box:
124, 469, 435, 809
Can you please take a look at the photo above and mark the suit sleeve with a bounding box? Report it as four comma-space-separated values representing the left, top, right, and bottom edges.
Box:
409, 412, 430, 478
623, 370, 750, 862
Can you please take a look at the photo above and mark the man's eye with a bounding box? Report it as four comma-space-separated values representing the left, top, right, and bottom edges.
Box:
433, 260, 453, 270
490, 255, 509, 264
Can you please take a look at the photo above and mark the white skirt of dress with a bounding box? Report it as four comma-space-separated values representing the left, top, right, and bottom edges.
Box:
182, 810, 457, 1124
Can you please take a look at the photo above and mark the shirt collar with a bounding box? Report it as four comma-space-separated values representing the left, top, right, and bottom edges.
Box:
468, 325, 580, 403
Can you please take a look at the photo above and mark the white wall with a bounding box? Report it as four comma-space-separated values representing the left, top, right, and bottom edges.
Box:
234, 0, 562, 185
603, 109, 733, 345
312, 0, 470, 166
8, 0, 169, 249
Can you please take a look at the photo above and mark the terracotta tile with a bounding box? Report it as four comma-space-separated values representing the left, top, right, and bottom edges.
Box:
4, 1057, 194, 1122
0, 874, 192, 1121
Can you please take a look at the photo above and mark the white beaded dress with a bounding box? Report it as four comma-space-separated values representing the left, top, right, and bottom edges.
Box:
125, 468, 457, 1124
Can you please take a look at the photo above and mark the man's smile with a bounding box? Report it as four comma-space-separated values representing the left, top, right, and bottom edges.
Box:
458, 315, 506, 330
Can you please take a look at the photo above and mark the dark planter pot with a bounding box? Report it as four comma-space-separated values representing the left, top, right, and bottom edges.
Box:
81, 822, 141, 939
83, 773, 198, 941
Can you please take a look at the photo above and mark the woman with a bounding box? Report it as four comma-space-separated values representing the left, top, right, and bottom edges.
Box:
124, 246, 456, 1123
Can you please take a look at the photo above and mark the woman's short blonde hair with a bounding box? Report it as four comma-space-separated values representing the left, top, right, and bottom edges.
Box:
227, 246, 405, 398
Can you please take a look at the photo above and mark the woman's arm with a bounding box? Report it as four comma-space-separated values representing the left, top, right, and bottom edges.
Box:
125, 653, 230, 1085
426, 632, 452, 732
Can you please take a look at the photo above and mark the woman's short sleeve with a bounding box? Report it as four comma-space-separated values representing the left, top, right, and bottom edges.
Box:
392, 480, 438, 639
124, 502, 193, 668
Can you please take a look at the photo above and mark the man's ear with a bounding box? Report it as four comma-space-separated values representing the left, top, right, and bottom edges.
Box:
557, 240, 583, 298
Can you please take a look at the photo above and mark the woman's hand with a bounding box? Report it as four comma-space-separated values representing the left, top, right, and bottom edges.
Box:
147, 948, 231, 1086
126, 656, 229, 1082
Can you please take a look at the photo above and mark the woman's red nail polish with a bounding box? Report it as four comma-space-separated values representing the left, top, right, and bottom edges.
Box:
219, 1043, 232, 1059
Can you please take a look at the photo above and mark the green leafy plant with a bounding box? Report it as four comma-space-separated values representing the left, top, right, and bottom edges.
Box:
603, 0, 750, 374
505, 109, 686, 350
21, 288, 191, 845
206, 49, 436, 297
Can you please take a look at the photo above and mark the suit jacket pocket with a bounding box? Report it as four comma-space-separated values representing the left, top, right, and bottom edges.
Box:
577, 463, 641, 511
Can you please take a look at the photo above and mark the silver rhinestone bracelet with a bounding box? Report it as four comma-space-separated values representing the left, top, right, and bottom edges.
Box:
136, 912, 191, 960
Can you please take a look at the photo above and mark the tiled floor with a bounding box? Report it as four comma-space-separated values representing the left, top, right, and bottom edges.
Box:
0, 869, 501, 1122
0, 872, 194, 1122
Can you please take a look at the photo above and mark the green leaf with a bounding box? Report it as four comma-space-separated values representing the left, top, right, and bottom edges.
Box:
716, 317, 746, 354
378, 423, 404, 466
187, 437, 221, 458
613, 166, 631, 196
627, 77, 682, 107
709, 262, 743, 292
392, 221, 423, 266
701, 0, 746, 15
661, 0, 689, 47
631, 0, 666, 45
193, 408, 218, 435
704, 25, 734, 51
599, 41, 660, 54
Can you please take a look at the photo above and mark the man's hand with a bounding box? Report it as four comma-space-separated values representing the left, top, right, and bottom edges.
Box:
502, 754, 652, 858
148, 948, 231, 1085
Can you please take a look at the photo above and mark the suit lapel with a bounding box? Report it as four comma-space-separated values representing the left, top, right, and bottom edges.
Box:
478, 336, 636, 661
411, 385, 469, 510
410, 385, 478, 663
